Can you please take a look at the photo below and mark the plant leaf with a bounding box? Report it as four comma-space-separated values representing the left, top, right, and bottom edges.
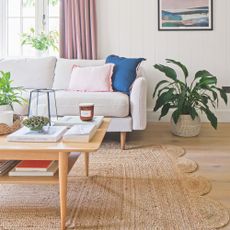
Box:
157, 87, 170, 97
152, 80, 169, 98
166, 59, 188, 78
154, 88, 175, 111
216, 88, 228, 105
199, 77, 217, 86
159, 103, 171, 119
190, 107, 198, 120
177, 85, 186, 113
154, 64, 177, 81
172, 109, 180, 124
195, 70, 215, 79
201, 107, 218, 129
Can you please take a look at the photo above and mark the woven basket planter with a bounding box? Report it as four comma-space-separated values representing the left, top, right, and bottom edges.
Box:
171, 115, 201, 137
0, 114, 22, 135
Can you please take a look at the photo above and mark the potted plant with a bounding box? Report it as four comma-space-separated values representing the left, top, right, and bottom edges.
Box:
0, 71, 25, 112
21, 28, 58, 56
23, 116, 49, 131
153, 59, 228, 137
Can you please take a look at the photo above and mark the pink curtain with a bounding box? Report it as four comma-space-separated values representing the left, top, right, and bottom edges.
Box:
60, 0, 97, 59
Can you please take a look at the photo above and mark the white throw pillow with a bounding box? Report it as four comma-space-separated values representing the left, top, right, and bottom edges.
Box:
68, 64, 114, 92
53, 58, 105, 89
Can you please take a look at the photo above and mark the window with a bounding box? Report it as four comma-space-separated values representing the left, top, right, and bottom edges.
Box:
46, 0, 59, 56
0, 0, 59, 57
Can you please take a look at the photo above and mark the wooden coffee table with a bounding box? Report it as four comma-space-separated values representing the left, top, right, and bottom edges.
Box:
0, 118, 110, 230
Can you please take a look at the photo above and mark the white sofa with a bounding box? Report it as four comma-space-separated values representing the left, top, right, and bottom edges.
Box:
0, 57, 147, 149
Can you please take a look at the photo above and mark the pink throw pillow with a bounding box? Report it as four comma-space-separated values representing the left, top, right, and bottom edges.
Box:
68, 64, 114, 92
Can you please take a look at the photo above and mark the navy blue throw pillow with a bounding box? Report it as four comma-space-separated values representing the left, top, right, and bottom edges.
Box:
106, 55, 145, 95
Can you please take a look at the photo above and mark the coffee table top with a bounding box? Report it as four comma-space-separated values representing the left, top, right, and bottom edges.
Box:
0, 118, 110, 153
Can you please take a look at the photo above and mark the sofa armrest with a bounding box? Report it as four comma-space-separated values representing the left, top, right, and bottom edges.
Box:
130, 77, 147, 130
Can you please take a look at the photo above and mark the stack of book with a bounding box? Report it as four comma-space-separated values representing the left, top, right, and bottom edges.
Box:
54, 116, 104, 128
8, 160, 58, 176
0, 160, 19, 176
63, 123, 97, 142
7, 126, 68, 143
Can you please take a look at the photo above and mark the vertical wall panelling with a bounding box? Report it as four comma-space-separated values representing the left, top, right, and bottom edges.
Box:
97, 0, 230, 121
226, 0, 230, 86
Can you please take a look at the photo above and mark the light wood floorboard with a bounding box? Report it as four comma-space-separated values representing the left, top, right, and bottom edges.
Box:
106, 122, 230, 229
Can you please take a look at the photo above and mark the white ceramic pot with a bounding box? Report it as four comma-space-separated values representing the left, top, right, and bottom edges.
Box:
36, 50, 48, 57
170, 114, 201, 137
0, 104, 12, 112
0, 105, 13, 126
0, 111, 14, 126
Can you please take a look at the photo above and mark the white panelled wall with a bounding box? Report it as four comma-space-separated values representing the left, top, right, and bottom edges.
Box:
96, 0, 230, 122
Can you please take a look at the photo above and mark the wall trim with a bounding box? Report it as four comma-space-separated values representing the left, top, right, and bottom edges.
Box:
147, 109, 230, 122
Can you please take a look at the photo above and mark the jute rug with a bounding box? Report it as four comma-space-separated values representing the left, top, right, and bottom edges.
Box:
0, 143, 229, 230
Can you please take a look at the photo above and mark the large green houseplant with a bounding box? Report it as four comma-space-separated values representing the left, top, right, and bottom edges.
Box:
0, 71, 25, 111
153, 59, 228, 136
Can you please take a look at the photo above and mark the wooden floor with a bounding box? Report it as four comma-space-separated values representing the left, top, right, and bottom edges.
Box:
108, 122, 230, 229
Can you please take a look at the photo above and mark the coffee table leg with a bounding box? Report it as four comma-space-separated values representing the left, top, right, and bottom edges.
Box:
59, 152, 68, 230
84, 152, 89, 177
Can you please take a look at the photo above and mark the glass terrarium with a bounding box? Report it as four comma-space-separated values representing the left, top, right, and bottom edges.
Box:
28, 89, 58, 125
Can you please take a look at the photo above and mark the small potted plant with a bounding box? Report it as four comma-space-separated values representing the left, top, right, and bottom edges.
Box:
21, 28, 58, 56
0, 71, 25, 112
23, 116, 49, 131
153, 59, 228, 137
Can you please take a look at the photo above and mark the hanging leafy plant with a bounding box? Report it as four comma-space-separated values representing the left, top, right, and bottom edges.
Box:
153, 59, 228, 129
21, 28, 59, 51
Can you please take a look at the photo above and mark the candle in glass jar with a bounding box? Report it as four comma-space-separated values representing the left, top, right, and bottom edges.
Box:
79, 103, 94, 121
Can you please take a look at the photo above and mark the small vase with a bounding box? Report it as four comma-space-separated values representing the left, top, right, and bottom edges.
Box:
170, 114, 201, 137
35, 50, 48, 57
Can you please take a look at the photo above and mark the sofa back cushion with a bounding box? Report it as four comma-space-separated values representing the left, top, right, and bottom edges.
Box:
0, 57, 56, 88
69, 64, 114, 92
53, 58, 105, 89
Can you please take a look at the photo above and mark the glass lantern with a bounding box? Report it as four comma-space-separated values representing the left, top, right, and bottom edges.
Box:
28, 89, 58, 125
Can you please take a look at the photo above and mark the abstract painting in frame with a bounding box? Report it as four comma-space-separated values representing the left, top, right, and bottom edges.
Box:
158, 0, 213, 31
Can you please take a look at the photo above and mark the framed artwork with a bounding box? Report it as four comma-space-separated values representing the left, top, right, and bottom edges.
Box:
158, 0, 213, 31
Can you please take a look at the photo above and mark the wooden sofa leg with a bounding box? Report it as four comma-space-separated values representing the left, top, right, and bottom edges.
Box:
120, 132, 126, 150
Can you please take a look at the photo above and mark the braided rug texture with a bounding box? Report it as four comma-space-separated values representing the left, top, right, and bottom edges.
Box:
0, 143, 229, 230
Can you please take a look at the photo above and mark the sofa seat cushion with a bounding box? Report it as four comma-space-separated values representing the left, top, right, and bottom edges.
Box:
55, 90, 129, 117
0, 57, 56, 88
